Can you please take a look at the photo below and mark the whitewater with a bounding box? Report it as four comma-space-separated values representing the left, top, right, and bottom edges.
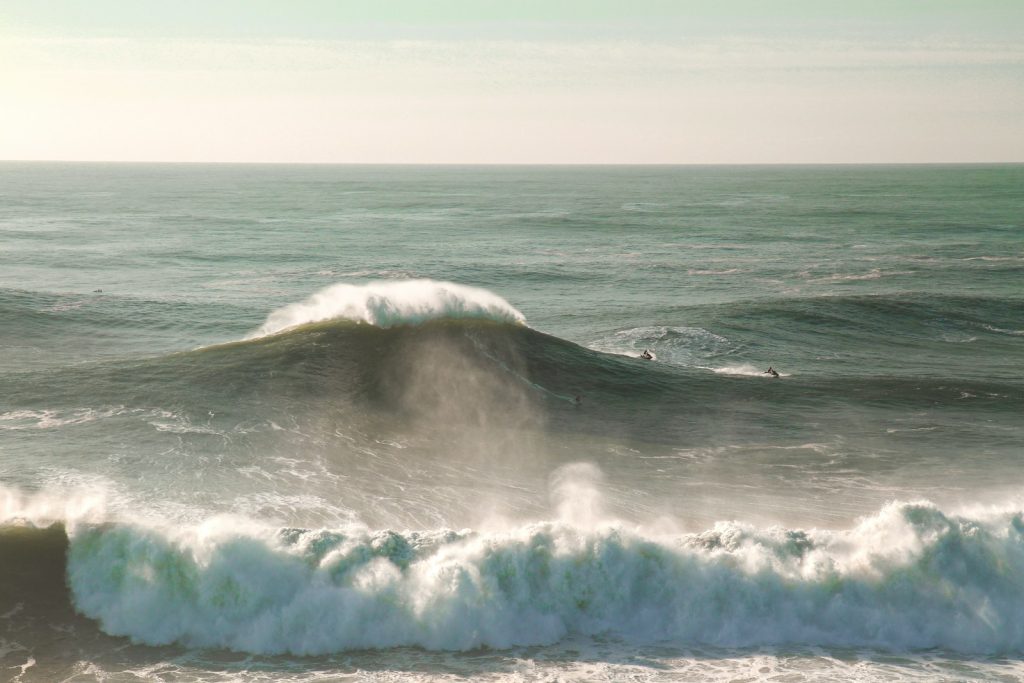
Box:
1, 163, 1023, 681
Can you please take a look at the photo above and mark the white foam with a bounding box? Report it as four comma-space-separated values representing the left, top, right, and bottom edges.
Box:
57, 491, 1024, 655
940, 333, 978, 343
0, 406, 180, 432
963, 256, 1024, 262
807, 269, 914, 283
0, 407, 128, 430
984, 324, 1024, 336
246, 280, 526, 339
708, 364, 791, 378
687, 268, 741, 275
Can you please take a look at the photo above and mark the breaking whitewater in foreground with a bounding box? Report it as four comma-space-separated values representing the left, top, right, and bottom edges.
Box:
6, 480, 1024, 683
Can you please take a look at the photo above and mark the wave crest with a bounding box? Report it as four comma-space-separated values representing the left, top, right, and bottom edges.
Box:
246, 280, 526, 339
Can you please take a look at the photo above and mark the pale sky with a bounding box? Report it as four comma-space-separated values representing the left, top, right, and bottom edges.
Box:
1, 0, 1022, 163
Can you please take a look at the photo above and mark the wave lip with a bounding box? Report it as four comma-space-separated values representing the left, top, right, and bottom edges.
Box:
246, 280, 526, 339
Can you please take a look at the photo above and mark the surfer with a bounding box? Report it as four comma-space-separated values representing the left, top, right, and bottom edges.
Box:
764, 366, 780, 378
573, 395, 582, 407
640, 349, 654, 360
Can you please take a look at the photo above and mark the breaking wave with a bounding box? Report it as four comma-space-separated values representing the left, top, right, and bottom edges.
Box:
7, 487, 1024, 655
246, 280, 526, 339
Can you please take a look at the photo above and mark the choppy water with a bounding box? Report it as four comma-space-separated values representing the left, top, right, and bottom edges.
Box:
1, 163, 1023, 681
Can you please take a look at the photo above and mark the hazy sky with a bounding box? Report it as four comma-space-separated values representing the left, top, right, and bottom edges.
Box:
2, 1, 1022, 163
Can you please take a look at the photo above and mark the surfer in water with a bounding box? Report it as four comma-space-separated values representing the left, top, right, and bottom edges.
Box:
640, 349, 654, 360
764, 366, 780, 378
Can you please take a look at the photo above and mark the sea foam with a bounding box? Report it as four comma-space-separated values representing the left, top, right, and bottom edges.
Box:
61, 498, 1024, 655
247, 280, 526, 339
709, 364, 791, 377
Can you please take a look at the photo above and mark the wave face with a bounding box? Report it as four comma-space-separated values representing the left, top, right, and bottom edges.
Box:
14, 291, 1023, 416
246, 280, 527, 339
0, 496, 1015, 655
5, 287, 1022, 522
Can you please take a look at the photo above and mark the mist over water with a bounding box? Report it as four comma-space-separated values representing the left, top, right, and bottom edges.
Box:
1, 163, 1023, 681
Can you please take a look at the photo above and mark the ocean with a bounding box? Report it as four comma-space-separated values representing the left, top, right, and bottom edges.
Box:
1, 162, 1023, 681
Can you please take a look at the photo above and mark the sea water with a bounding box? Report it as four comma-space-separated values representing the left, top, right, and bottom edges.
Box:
1, 163, 1023, 681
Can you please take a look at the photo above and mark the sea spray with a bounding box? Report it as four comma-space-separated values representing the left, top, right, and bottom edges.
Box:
550, 463, 607, 529
0, 484, 108, 528
247, 280, 527, 339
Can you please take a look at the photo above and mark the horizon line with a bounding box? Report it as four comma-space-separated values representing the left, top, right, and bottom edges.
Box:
3, 159, 1023, 167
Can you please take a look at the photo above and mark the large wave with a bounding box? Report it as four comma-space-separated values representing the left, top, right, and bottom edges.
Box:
246, 280, 527, 339
6, 480, 1024, 655
6, 307, 1021, 461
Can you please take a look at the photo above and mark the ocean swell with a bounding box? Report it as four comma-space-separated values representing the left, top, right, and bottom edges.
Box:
59, 500, 1024, 655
